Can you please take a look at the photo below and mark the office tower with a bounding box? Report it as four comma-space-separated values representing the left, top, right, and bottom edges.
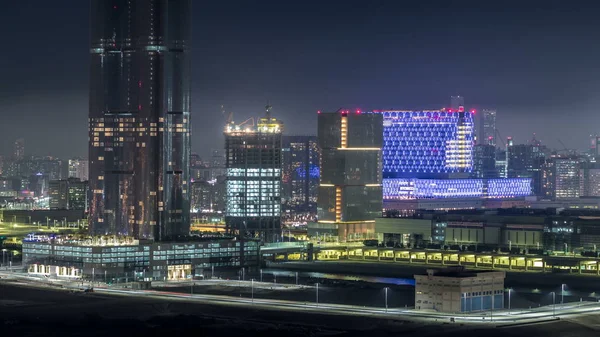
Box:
507, 143, 546, 195
317, 110, 383, 240
375, 109, 474, 179
450, 96, 465, 111
224, 106, 283, 242
579, 162, 600, 197
472, 144, 497, 179
13, 138, 25, 161
88, 0, 191, 240
68, 178, 88, 211
478, 109, 497, 146
68, 158, 89, 181
49, 180, 69, 210
495, 150, 508, 178
282, 135, 320, 213
544, 156, 580, 200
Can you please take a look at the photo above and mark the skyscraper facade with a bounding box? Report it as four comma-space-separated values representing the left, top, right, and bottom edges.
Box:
224, 108, 283, 242
88, 0, 191, 240
544, 156, 580, 200
374, 109, 474, 179
282, 135, 320, 213
507, 143, 546, 195
68, 158, 89, 181
317, 111, 383, 240
478, 109, 497, 146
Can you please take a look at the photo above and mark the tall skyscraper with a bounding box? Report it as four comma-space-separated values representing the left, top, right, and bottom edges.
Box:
88, 0, 191, 240
224, 106, 283, 242
478, 109, 497, 146
317, 110, 383, 240
68, 158, 89, 181
281, 135, 320, 213
13, 138, 25, 161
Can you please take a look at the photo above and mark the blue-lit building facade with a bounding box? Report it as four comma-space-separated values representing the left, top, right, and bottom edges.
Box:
383, 178, 532, 200
365, 109, 532, 202
282, 136, 320, 213
372, 109, 474, 179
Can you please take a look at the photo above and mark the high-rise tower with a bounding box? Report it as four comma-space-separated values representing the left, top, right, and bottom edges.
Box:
224, 106, 283, 242
88, 0, 191, 240
317, 111, 383, 241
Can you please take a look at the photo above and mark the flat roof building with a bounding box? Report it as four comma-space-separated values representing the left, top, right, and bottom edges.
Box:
415, 267, 505, 313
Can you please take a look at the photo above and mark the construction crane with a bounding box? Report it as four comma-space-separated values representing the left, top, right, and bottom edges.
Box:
221, 105, 233, 125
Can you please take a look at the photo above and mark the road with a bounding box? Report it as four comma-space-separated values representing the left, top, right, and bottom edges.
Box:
1, 269, 598, 326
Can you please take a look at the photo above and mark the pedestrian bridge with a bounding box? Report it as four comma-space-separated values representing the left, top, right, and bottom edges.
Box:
261, 243, 600, 275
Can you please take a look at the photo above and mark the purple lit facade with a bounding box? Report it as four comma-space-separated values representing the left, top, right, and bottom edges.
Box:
366, 109, 474, 179
383, 178, 532, 200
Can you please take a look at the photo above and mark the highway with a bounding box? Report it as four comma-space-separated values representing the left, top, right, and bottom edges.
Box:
1, 269, 598, 326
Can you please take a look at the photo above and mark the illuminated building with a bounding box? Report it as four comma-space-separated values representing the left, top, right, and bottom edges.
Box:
478, 109, 497, 146
544, 156, 580, 200
68, 158, 89, 181
13, 138, 25, 161
383, 178, 531, 200
68, 178, 88, 211
317, 110, 383, 240
22, 235, 259, 281
49, 180, 68, 210
368, 109, 474, 179
282, 135, 319, 213
224, 106, 283, 242
49, 178, 88, 210
580, 163, 600, 197
88, 0, 191, 240
507, 141, 547, 195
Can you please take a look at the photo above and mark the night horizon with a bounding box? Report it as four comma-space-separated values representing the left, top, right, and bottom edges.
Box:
2, 0, 600, 159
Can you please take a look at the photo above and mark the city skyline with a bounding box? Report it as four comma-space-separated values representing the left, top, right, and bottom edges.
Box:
2, 0, 600, 159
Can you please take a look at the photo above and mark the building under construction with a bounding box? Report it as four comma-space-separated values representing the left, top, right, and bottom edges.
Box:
224, 106, 283, 242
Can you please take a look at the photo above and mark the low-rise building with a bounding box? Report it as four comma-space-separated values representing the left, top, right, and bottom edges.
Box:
22, 235, 260, 281
414, 267, 505, 313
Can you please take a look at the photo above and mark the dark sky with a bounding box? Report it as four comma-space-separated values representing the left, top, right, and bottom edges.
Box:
1, 0, 600, 159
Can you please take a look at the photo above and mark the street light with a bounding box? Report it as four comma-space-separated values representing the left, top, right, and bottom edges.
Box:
508, 288, 512, 314
384, 287, 389, 313
551, 291, 556, 318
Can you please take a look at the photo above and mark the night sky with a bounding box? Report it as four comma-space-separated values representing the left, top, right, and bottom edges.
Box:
1, 0, 600, 159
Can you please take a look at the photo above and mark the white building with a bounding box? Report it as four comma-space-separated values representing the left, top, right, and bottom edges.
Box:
68, 158, 89, 181
415, 267, 505, 313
